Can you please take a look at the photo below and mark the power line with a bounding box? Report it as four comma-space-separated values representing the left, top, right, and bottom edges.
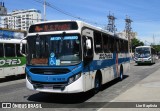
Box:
34, 0, 85, 20
33, 0, 106, 27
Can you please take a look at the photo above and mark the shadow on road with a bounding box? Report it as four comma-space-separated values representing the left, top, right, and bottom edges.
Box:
101, 75, 128, 91
27, 75, 129, 104
27, 90, 94, 104
134, 63, 154, 66
0, 74, 25, 83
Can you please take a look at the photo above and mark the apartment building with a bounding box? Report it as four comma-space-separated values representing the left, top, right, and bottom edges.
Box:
0, 2, 7, 28
0, 2, 7, 15
3, 9, 42, 31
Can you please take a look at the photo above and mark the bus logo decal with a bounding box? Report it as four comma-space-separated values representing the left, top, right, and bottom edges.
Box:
0, 59, 21, 66
99, 53, 113, 60
49, 52, 56, 66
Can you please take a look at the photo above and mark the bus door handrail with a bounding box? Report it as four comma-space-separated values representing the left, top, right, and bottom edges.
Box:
20, 37, 27, 57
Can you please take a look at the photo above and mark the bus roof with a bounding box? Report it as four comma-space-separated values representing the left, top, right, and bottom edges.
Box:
31, 20, 113, 34
29, 20, 127, 40
136, 46, 152, 48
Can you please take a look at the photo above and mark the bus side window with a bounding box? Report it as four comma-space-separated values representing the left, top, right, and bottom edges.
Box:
121, 40, 124, 53
0, 43, 4, 57
151, 48, 155, 54
103, 34, 109, 53
110, 37, 114, 53
4, 44, 16, 57
119, 40, 122, 53
108, 36, 111, 53
124, 41, 128, 52
116, 39, 119, 52
94, 31, 102, 53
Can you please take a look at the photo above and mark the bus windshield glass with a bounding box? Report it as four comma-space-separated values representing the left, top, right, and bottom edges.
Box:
27, 34, 81, 66
135, 47, 151, 58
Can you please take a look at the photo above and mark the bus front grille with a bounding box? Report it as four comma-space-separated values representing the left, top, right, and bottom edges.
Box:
32, 81, 67, 90
30, 68, 70, 75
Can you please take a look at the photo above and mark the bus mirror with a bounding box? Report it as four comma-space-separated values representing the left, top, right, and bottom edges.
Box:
20, 37, 27, 57
86, 39, 91, 49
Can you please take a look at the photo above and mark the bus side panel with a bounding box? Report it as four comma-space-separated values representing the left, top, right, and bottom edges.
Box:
17, 65, 26, 75
123, 61, 130, 75
3, 66, 19, 76
3, 67, 13, 76
9, 67, 17, 76
84, 72, 93, 92
103, 67, 113, 84
0, 68, 4, 78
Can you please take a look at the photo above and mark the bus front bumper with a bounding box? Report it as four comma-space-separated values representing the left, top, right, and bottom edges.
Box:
135, 60, 152, 64
26, 76, 84, 93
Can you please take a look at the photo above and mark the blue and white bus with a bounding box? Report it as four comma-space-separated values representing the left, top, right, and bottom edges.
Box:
134, 46, 156, 65
21, 20, 130, 93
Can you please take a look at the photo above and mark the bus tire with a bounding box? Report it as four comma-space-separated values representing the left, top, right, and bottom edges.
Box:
119, 65, 123, 81
94, 73, 102, 94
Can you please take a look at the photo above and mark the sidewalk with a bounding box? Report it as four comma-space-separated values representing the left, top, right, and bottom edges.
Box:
98, 65, 160, 111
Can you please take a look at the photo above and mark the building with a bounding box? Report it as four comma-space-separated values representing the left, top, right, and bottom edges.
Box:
0, 2, 7, 15
2, 9, 42, 31
117, 30, 137, 40
0, 2, 7, 28
0, 16, 6, 27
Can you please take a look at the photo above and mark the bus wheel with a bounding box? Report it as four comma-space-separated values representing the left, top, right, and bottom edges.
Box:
94, 74, 101, 94
119, 66, 123, 81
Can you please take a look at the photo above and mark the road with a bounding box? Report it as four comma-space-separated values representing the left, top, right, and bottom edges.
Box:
0, 60, 160, 111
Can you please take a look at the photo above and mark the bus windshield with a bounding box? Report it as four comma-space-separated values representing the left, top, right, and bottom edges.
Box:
135, 47, 151, 58
27, 34, 81, 66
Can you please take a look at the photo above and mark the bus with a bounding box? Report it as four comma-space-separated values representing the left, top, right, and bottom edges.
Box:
21, 20, 130, 93
0, 38, 26, 78
134, 46, 156, 65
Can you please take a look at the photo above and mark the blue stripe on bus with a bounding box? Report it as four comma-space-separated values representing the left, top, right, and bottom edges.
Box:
83, 57, 130, 72
26, 56, 130, 83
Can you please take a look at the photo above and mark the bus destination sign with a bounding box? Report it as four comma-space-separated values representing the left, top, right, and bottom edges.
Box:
29, 22, 78, 33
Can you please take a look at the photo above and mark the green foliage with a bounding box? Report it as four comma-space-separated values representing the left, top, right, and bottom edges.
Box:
131, 38, 144, 52
152, 45, 160, 53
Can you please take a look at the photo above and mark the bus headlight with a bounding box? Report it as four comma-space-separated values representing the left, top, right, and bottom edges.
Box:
134, 57, 137, 61
68, 73, 81, 85
25, 69, 32, 83
26, 74, 32, 83
148, 57, 151, 60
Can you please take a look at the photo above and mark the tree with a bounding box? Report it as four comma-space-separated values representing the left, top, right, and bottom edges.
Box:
131, 38, 144, 52
152, 45, 160, 53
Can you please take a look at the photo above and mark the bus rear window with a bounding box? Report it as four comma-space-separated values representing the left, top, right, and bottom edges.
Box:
4, 44, 16, 57
0, 43, 4, 57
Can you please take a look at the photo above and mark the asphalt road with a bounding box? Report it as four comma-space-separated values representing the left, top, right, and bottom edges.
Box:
0, 60, 160, 111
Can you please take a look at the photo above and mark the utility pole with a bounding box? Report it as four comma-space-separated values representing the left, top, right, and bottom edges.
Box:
125, 16, 133, 53
43, 0, 46, 21
106, 12, 117, 33
153, 34, 155, 45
